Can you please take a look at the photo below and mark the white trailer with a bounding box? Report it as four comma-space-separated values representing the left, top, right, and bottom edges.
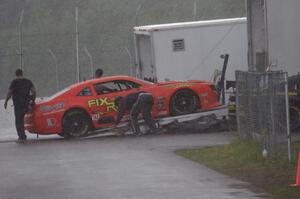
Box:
134, 17, 247, 83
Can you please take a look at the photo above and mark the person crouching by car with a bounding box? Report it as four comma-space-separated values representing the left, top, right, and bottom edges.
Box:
4, 69, 36, 142
114, 92, 158, 135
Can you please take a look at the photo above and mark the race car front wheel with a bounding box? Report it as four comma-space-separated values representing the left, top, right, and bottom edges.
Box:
170, 89, 200, 116
62, 110, 91, 138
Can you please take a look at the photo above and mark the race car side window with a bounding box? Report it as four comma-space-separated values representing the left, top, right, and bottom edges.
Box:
94, 81, 120, 95
77, 87, 93, 96
117, 81, 141, 90
94, 80, 141, 95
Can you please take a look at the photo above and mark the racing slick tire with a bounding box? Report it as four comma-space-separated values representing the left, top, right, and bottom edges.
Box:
61, 109, 91, 138
169, 89, 200, 116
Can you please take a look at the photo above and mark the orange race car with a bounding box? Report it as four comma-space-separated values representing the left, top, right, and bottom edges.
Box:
25, 75, 220, 138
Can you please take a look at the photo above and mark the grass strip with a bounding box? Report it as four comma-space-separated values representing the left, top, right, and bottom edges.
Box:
176, 138, 300, 199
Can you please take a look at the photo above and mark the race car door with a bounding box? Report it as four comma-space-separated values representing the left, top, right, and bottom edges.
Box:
90, 80, 142, 128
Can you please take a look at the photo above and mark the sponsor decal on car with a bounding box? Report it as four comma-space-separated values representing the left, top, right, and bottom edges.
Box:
91, 113, 101, 121
46, 118, 57, 127
163, 82, 196, 89
199, 93, 208, 97
88, 97, 118, 114
157, 96, 165, 110
40, 102, 65, 112
158, 110, 168, 116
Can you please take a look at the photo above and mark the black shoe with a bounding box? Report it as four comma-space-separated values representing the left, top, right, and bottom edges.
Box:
20, 136, 27, 140
149, 128, 160, 134
16, 137, 27, 143
134, 132, 142, 136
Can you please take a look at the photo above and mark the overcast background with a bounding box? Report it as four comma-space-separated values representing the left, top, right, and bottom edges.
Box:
0, 0, 245, 97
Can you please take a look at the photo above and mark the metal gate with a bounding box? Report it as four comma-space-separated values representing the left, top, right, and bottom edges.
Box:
235, 71, 290, 158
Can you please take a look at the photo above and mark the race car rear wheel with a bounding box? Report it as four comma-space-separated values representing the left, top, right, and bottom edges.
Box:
170, 89, 200, 116
62, 109, 91, 138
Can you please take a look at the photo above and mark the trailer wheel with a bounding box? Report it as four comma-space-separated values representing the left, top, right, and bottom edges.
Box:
62, 109, 91, 138
289, 103, 300, 132
170, 89, 199, 116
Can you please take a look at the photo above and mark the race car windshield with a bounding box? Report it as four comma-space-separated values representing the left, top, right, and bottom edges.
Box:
46, 87, 71, 101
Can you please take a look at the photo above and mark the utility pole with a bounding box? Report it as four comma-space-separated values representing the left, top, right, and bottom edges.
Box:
47, 48, 59, 91
18, 9, 24, 71
247, 0, 269, 72
84, 46, 94, 79
75, 7, 80, 82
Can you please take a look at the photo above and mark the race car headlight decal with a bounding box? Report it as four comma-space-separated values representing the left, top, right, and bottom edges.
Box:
157, 96, 165, 110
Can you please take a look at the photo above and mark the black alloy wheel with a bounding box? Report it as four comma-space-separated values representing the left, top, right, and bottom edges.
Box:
170, 89, 199, 116
62, 110, 90, 138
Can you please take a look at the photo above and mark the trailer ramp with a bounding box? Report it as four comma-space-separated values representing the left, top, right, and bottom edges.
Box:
87, 105, 228, 137
158, 105, 228, 126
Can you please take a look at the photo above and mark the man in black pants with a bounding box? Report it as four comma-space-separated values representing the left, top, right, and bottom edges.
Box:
114, 92, 158, 135
4, 69, 36, 142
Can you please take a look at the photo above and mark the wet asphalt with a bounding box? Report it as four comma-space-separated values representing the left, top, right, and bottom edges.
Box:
0, 131, 271, 199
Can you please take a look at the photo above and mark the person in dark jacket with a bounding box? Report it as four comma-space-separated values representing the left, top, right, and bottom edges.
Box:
4, 69, 36, 142
114, 91, 158, 135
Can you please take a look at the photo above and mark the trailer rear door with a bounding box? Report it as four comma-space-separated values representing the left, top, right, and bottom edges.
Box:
135, 35, 156, 82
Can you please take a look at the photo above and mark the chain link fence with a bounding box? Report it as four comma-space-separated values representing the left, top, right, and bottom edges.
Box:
0, 31, 132, 98
235, 71, 290, 157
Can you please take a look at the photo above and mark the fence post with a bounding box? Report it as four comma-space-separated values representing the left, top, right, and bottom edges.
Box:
284, 73, 291, 161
